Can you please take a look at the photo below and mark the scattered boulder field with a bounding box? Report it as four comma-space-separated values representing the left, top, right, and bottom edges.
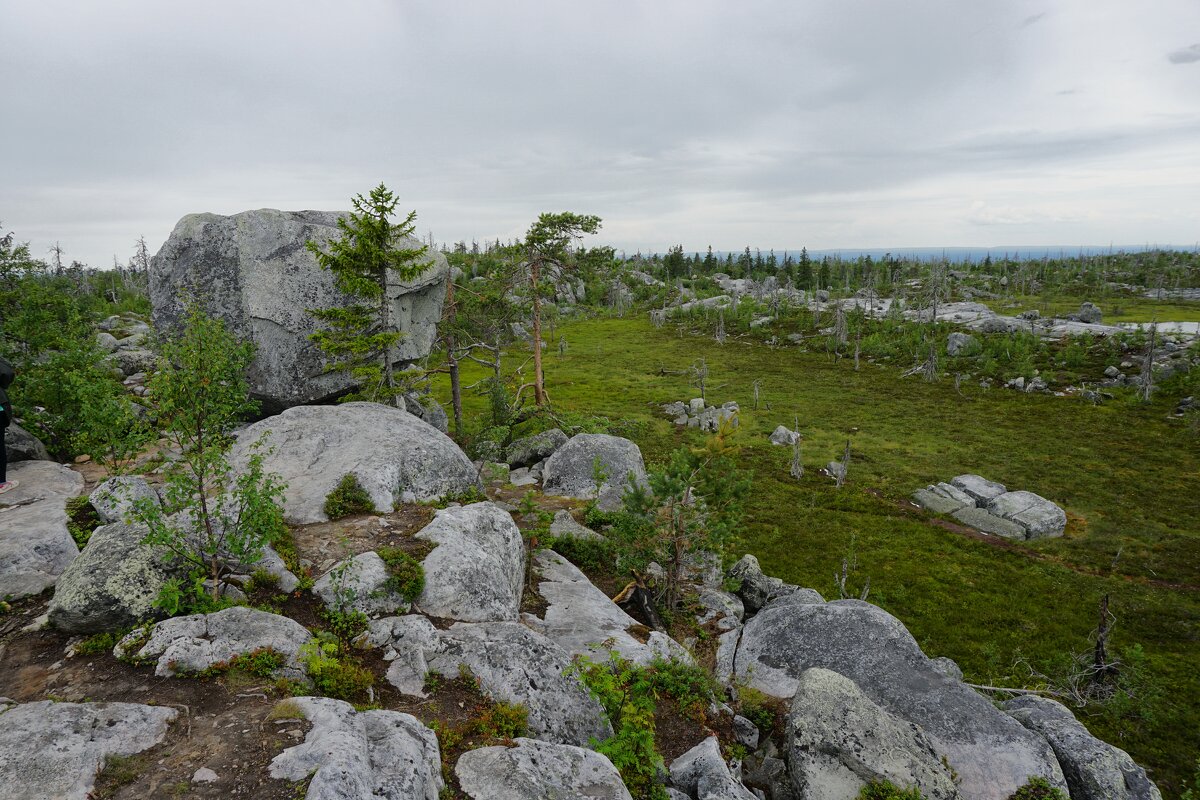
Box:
0, 402, 1162, 800
913, 474, 1068, 540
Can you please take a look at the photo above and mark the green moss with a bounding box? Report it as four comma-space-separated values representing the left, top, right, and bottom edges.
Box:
65, 495, 100, 548
323, 474, 374, 520
376, 546, 426, 603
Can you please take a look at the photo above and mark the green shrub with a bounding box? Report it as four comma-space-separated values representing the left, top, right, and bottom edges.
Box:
75, 630, 125, 656
1006, 777, 1068, 800
857, 781, 927, 800
65, 496, 100, 549
645, 657, 719, 719
476, 699, 528, 739
300, 638, 374, 701
244, 569, 281, 593
377, 546, 426, 603
323, 474, 374, 520
550, 535, 614, 574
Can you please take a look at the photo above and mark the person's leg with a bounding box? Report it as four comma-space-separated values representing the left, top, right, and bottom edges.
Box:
0, 429, 6, 484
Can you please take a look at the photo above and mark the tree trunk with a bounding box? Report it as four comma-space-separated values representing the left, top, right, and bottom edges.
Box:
380, 267, 397, 406
531, 259, 546, 406
449, 354, 463, 437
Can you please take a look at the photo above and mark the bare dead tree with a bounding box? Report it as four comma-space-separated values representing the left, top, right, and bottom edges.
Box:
752, 380, 762, 410
833, 304, 848, 350
1092, 593, 1118, 687
854, 329, 861, 371
923, 342, 939, 382
690, 357, 708, 403
835, 438, 851, 488
1139, 323, 1157, 402
715, 310, 726, 344
790, 415, 803, 479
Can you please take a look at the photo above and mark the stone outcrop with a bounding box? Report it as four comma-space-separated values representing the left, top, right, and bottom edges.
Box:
228, 402, 481, 524
913, 474, 1067, 540
89, 476, 160, 525
0, 461, 84, 599
268, 697, 443, 800
4, 423, 50, 462
414, 502, 525, 623
506, 428, 568, 468
0, 700, 176, 800
313, 551, 410, 618
457, 738, 633, 800
669, 736, 756, 800
543, 433, 647, 512
150, 208, 449, 412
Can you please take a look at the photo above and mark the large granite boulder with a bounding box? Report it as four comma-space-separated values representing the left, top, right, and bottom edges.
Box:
986, 491, 1067, 539
47, 522, 188, 634
0, 461, 84, 598
268, 697, 443, 800
1004, 695, 1161, 800
116, 606, 313, 679
0, 700, 176, 800
150, 208, 449, 412
786, 668, 959, 800
414, 502, 525, 622
370, 618, 611, 747
734, 598, 1065, 800
457, 738, 632, 800
228, 402, 481, 524
4, 423, 51, 462
543, 433, 647, 511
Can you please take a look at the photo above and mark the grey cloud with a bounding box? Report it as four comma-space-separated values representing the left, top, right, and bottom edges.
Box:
1020, 12, 1047, 28
1168, 44, 1200, 63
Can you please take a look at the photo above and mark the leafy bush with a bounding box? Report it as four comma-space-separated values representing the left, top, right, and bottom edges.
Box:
475, 699, 528, 739
857, 781, 927, 800
377, 546, 426, 603
550, 535, 614, 574
300, 638, 374, 701
1006, 777, 1068, 800
323, 474, 374, 520
645, 657, 719, 719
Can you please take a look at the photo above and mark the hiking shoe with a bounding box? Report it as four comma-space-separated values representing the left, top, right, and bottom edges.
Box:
0, 481, 18, 494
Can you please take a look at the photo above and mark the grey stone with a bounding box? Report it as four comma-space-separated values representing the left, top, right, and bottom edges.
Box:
734, 599, 1066, 800
930, 656, 963, 681
507, 428, 569, 468
930, 482, 976, 507
4, 423, 51, 462
733, 715, 760, 750
715, 628, 740, 687
48, 520, 186, 634
785, 667, 959, 800
89, 476, 160, 524
1004, 695, 1161, 800
689, 398, 706, 414
151, 208, 448, 412
0, 461, 84, 598
415, 502, 525, 622
379, 621, 611, 747
117, 606, 313, 679
363, 615, 441, 695
670, 737, 756, 800
228, 402, 481, 524
509, 467, 538, 487
0, 700, 176, 800
1078, 302, 1103, 324
663, 401, 688, 418
192, 767, 219, 783
543, 433, 648, 512
403, 392, 449, 434
950, 506, 1028, 539
108, 347, 157, 377
987, 491, 1067, 539
313, 551, 409, 618
95, 331, 120, 352
912, 487, 971, 516
947, 332, 977, 356
1104, 365, 1121, 378
949, 474, 1007, 505
727, 554, 806, 614
696, 588, 744, 626
550, 509, 605, 542
768, 426, 800, 446
457, 738, 632, 800
533, 550, 690, 665
268, 696, 443, 800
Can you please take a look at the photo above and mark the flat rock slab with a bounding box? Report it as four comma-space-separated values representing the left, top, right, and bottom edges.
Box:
457, 738, 632, 800
269, 696, 443, 800
987, 491, 1067, 539
912, 487, 971, 516
529, 550, 689, 665
734, 598, 1065, 800
0, 700, 176, 800
118, 606, 313, 679
0, 462, 84, 598
950, 474, 1007, 505
228, 402, 482, 524
415, 502, 525, 623
1005, 695, 1162, 800
951, 506, 1027, 539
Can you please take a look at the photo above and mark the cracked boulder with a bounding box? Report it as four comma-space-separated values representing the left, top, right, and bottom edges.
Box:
415, 502, 525, 622
457, 738, 633, 800
543, 433, 647, 512
986, 491, 1067, 539
0, 461, 84, 599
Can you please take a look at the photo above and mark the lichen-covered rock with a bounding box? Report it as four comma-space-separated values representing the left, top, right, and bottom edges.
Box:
669, 737, 756, 800
457, 738, 632, 800
268, 696, 443, 800
986, 491, 1067, 539
415, 502, 525, 622
151, 208, 449, 412
786, 668, 960, 800
506, 428, 569, 468
950, 506, 1028, 539
89, 476, 160, 525
374, 620, 611, 747
0, 461, 84, 598
543, 433, 647, 511
768, 425, 800, 446
1004, 695, 1162, 800
117, 606, 313, 679
0, 700, 176, 800
313, 551, 409, 618
734, 598, 1065, 800
48, 521, 185, 634
228, 402, 481, 524
946, 332, 977, 356
727, 554, 813, 613
949, 474, 1007, 505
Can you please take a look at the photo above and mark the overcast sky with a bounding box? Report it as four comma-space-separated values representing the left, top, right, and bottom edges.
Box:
3, 0, 1199, 267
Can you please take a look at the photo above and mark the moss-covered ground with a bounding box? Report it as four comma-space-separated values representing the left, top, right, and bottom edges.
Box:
432, 313, 1199, 795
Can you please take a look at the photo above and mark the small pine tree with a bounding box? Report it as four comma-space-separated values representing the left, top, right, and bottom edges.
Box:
307, 183, 430, 406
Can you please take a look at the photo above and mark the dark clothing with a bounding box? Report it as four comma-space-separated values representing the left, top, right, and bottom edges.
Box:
0, 356, 12, 484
